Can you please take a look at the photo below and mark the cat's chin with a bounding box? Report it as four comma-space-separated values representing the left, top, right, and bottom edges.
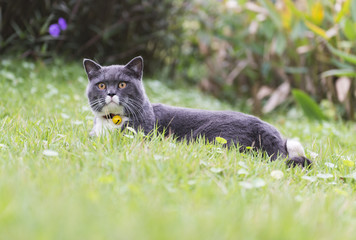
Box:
95, 102, 124, 117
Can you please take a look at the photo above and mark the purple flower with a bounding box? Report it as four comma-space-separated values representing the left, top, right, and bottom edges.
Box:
58, 18, 67, 30
49, 24, 61, 38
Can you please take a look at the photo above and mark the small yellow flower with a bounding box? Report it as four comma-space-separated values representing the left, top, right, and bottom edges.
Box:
215, 137, 227, 144
343, 159, 355, 167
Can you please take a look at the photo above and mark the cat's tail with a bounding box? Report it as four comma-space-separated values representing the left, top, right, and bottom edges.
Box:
285, 139, 313, 168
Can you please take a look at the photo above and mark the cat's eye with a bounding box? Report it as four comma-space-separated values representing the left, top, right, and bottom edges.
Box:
97, 83, 106, 90
118, 82, 127, 89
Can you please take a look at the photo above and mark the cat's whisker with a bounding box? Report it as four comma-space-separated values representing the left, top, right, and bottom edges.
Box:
89, 100, 104, 110
127, 98, 144, 111
122, 101, 138, 121
123, 99, 144, 121
89, 98, 104, 105
89, 98, 106, 113
123, 102, 140, 121
125, 99, 145, 119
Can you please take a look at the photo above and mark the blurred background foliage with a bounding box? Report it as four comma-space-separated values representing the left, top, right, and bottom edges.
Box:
0, 0, 184, 73
1, 0, 356, 120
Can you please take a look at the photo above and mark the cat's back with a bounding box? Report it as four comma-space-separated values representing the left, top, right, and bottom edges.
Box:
152, 103, 264, 138
152, 103, 258, 122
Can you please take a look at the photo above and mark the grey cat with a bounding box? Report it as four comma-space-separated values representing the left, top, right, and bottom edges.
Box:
84, 56, 312, 167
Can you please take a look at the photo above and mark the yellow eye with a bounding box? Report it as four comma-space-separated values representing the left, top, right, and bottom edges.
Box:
118, 82, 127, 89
98, 83, 106, 90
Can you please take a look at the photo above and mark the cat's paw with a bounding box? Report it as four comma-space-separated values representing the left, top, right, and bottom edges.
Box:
89, 129, 98, 137
286, 156, 313, 168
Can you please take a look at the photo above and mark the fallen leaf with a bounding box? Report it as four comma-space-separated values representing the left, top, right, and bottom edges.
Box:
295, 195, 303, 202
308, 151, 319, 159
210, 167, 224, 173
0, 144, 8, 149
257, 86, 273, 100
335, 77, 351, 102
317, 173, 333, 179
325, 162, 336, 168
263, 82, 290, 113
239, 181, 253, 189
253, 178, 266, 188
199, 160, 209, 166
237, 169, 249, 175
72, 120, 83, 125
239, 179, 266, 189
43, 149, 59, 157
187, 180, 196, 185
61, 113, 70, 119
343, 172, 356, 179
302, 176, 317, 182
238, 161, 248, 169
270, 170, 284, 179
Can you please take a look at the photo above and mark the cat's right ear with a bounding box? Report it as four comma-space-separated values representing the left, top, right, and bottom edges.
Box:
83, 59, 102, 79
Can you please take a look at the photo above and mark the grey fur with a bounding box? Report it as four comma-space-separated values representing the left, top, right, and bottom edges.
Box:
84, 57, 312, 167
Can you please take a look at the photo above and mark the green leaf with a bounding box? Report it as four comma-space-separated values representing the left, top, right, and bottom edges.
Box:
258, 0, 282, 30
284, 0, 304, 19
321, 69, 356, 78
343, 19, 356, 41
310, 1, 324, 25
327, 43, 356, 65
335, 0, 351, 23
292, 89, 327, 121
215, 137, 227, 144
351, 0, 356, 22
304, 21, 329, 40
275, 34, 286, 56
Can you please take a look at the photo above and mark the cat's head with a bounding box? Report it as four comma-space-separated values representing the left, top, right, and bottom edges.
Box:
83, 56, 146, 119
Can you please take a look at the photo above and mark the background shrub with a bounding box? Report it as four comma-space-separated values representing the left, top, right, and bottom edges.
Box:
0, 0, 185, 74
1, 0, 356, 119
174, 0, 356, 119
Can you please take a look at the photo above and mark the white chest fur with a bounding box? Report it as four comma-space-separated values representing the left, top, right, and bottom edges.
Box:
91, 116, 129, 136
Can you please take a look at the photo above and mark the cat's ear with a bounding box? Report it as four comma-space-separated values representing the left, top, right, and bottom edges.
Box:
125, 56, 143, 80
83, 59, 102, 79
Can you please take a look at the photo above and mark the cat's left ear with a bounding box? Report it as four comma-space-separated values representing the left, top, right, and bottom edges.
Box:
83, 59, 102, 79
125, 56, 143, 80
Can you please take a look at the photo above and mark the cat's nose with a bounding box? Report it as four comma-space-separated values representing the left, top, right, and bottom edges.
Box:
107, 92, 115, 97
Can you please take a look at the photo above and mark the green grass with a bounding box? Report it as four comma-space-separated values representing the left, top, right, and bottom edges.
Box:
1, 59, 356, 240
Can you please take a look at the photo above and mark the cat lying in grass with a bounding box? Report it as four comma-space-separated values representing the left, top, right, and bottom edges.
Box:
83, 56, 312, 168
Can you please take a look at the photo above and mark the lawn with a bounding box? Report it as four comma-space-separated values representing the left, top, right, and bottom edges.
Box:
1, 59, 356, 240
